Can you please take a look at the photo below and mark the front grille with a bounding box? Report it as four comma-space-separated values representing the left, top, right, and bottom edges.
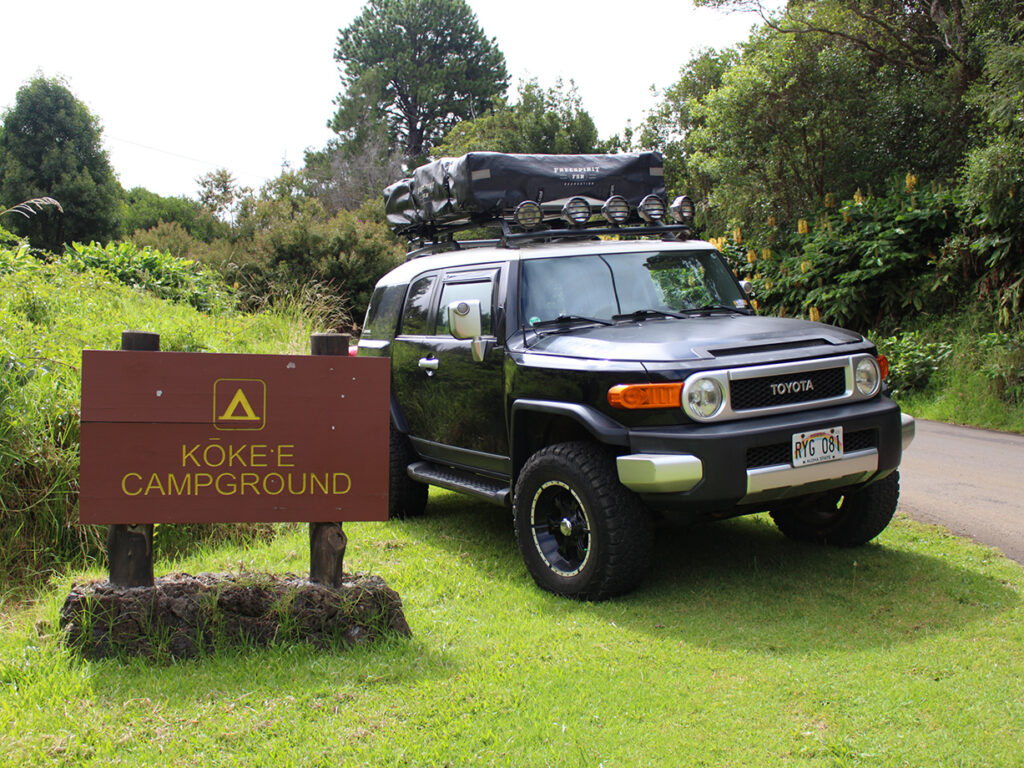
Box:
730, 367, 846, 411
745, 429, 877, 469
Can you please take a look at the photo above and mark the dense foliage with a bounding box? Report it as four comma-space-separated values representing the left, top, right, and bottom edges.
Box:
0, 77, 121, 250
719, 178, 959, 332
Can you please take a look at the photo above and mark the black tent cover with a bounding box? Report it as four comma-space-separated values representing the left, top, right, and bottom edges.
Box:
384, 152, 665, 237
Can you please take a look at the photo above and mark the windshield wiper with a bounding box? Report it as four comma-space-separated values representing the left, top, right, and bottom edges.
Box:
612, 308, 689, 322
529, 314, 613, 329
688, 304, 751, 316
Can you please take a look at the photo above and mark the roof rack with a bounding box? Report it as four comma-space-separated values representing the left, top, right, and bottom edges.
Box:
404, 219, 698, 259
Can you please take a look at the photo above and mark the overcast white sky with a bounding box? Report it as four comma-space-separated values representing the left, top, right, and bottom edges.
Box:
1, 0, 770, 200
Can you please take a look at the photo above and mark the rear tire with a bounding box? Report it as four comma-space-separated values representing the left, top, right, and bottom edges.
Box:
389, 423, 427, 518
770, 471, 899, 546
513, 442, 652, 600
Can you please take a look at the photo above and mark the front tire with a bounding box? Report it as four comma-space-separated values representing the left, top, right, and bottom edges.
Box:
770, 471, 900, 546
513, 442, 652, 600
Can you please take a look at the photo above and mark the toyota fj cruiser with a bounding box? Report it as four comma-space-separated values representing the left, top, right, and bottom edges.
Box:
358, 152, 915, 600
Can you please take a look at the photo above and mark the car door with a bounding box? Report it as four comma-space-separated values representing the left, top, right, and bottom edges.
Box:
391, 264, 509, 475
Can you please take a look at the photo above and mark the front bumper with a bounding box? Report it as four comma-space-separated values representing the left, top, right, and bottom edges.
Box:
615, 398, 912, 512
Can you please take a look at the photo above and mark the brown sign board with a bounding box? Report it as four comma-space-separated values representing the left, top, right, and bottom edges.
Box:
80, 350, 390, 524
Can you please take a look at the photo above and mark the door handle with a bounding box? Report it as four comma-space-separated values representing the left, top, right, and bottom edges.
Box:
418, 357, 439, 371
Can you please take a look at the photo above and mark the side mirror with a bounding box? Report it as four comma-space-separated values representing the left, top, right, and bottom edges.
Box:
740, 279, 755, 297
448, 300, 482, 340
448, 299, 491, 362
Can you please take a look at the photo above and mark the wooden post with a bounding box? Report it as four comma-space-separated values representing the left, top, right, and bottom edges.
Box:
108, 331, 158, 588
308, 332, 351, 587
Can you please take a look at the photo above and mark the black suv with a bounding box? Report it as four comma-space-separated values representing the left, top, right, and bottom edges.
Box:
359, 153, 914, 599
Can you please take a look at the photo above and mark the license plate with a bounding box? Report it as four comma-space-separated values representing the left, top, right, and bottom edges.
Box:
792, 427, 844, 467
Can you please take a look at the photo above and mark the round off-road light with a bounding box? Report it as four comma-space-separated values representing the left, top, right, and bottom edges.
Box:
855, 356, 881, 396
514, 200, 543, 230
638, 194, 667, 222
670, 195, 695, 224
685, 377, 724, 419
601, 195, 631, 224
561, 197, 591, 225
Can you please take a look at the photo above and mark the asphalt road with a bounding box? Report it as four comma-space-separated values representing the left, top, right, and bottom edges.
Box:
899, 419, 1024, 564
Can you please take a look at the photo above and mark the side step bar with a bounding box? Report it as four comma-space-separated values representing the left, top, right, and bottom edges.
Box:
407, 461, 511, 507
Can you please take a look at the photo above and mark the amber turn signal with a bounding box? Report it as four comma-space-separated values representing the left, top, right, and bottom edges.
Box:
877, 354, 889, 380
608, 383, 683, 409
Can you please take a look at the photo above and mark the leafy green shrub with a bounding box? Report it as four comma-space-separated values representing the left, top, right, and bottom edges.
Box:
873, 332, 952, 397
230, 197, 404, 326
977, 331, 1024, 405
720, 178, 959, 333
61, 241, 234, 314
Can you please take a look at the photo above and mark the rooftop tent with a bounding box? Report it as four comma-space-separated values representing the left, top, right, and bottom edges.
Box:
383, 152, 665, 237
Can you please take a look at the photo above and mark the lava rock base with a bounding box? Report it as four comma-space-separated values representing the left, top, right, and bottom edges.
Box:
60, 572, 411, 659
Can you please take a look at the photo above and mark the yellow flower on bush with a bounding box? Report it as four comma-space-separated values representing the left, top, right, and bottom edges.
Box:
733, 227, 743, 245
747, 250, 757, 263
761, 247, 772, 261
809, 306, 821, 322
853, 188, 865, 205
800, 260, 810, 273
797, 219, 809, 234
905, 173, 918, 193
767, 216, 777, 228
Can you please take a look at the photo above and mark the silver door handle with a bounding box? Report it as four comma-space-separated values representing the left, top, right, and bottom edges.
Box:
418, 357, 439, 371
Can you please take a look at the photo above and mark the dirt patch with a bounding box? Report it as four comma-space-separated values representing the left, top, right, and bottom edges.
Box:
60, 572, 411, 659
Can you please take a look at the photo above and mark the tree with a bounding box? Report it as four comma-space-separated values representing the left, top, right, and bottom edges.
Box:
0, 76, 121, 251
432, 80, 599, 156
332, 0, 508, 161
195, 168, 250, 223
304, 130, 405, 214
640, 48, 738, 209
120, 187, 226, 242
648, 8, 966, 231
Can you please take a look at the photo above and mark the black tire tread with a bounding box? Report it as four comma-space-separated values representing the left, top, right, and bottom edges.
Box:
770, 471, 899, 546
389, 423, 428, 518
513, 441, 652, 600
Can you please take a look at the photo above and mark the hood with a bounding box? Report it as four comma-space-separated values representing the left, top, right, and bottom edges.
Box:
524, 315, 863, 363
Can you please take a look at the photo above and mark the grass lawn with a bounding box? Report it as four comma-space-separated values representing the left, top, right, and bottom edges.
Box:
2, 489, 1022, 767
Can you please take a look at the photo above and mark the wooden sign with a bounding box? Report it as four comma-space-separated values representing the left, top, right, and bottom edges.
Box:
80, 350, 390, 524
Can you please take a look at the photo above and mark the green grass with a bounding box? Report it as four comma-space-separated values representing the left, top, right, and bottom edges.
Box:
2, 489, 1022, 767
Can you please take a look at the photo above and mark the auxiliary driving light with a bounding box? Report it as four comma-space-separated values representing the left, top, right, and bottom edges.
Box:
638, 194, 667, 223
601, 195, 631, 225
561, 197, 592, 225
670, 195, 695, 224
514, 200, 543, 230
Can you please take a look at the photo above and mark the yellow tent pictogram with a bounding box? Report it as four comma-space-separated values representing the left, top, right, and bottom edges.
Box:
218, 388, 260, 421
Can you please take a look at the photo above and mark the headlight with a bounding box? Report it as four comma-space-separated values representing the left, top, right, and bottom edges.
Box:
684, 377, 724, 419
601, 195, 631, 224
855, 357, 881, 396
560, 197, 591, 225
514, 201, 542, 229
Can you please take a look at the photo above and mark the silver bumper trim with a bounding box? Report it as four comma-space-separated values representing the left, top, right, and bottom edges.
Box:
742, 448, 879, 504
617, 453, 704, 493
901, 413, 915, 451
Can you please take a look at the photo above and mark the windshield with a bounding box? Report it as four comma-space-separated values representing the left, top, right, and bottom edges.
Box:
520, 249, 749, 328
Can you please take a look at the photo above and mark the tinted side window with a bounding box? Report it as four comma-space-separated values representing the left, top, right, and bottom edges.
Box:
399, 275, 437, 336
361, 284, 405, 340
436, 280, 494, 336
